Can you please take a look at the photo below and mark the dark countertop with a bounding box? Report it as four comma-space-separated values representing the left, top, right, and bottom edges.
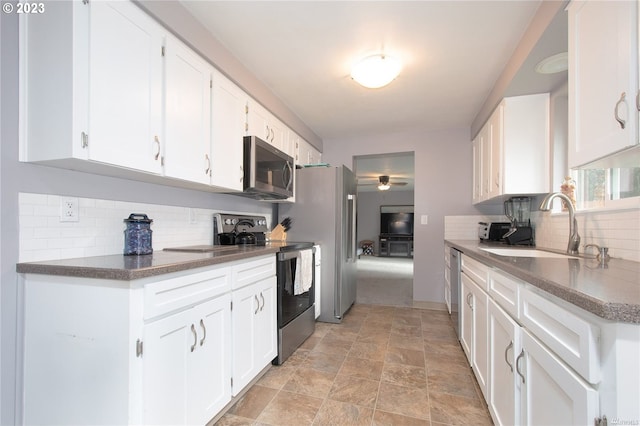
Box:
16, 245, 280, 281
446, 240, 640, 324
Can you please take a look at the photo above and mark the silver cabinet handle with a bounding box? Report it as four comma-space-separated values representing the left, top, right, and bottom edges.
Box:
199, 319, 206, 346
259, 292, 265, 312
81, 132, 88, 148
154, 135, 161, 160
466, 292, 473, 308
205, 154, 211, 176
504, 341, 514, 373
516, 348, 525, 383
614, 92, 627, 129
637, 90, 640, 112
190, 324, 197, 353
239, 165, 244, 182
254, 295, 260, 315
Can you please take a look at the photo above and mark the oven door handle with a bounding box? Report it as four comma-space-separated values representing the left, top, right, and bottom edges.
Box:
277, 246, 316, 261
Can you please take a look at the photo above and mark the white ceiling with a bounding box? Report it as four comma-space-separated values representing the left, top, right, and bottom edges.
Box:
179, 1, 567, 189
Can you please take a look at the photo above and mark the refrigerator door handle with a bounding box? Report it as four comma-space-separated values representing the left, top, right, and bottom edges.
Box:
347, 194, 357, 262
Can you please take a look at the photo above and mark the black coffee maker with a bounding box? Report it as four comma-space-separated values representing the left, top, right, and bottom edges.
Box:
503, 197, 534, 245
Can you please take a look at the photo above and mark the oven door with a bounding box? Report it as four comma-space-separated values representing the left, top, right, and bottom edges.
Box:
277, 248, 315, 327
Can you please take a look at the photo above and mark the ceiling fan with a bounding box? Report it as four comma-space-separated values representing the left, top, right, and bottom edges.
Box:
358, 175, 408, 191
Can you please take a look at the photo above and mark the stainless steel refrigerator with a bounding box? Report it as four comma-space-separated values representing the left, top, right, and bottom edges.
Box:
280, 165, 357, 323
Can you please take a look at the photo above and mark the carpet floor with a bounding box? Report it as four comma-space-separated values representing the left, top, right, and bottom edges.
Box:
356, 256, 413, 307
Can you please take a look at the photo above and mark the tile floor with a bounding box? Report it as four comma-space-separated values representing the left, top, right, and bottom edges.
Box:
215, 304, 493, 425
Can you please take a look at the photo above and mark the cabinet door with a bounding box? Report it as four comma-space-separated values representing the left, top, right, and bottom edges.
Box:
88, 1, 163, 174
568, 0, 639, 167
471, 279, 489, 400
460, 274, 473, 363
254, 276, 277, 366
246, 99, 269, 141
472, 134, 483, 204
163, 34, 213, 184
520, 330, 599, 426
211, 71, 246, 191
231, 283, 259, 395
268, 117, 287, 153
189, 295, 232, 425
488, 300, 521, 426
487, 104, 503, 199
143, 307, 192, 425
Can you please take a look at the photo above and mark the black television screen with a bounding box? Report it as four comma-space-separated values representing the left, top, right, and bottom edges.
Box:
380, 212, 414, 235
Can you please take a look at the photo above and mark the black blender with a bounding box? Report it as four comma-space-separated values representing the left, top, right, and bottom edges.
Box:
503, 196, 534, 245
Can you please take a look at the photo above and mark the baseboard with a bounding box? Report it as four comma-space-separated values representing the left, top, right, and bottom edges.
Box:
412, 300, 448, 311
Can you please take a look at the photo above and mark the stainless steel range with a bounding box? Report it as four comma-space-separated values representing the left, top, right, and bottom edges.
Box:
213, 213, 316, 365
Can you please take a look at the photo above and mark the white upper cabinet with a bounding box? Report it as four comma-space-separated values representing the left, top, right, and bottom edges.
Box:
472, 124, 487, 204
568, 0, 639, 168
472, 94, 550, 204
163, 34, 213, 184
246, 99, 289, 155
20, 0, 305, 195
88, 1, 164, 174
295, 135, 322, 166
211, 70, 246, 191
21, 0, 165, 174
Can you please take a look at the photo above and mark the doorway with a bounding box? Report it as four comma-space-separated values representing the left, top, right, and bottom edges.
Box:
353, 152, 415, 307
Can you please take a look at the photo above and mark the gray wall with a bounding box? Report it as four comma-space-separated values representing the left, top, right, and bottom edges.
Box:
356, 190, 414, 253
323, 127, 482, 305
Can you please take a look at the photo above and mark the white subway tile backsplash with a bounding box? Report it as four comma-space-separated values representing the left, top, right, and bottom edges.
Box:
18, 192, 233, 262
445, 209, 639, 263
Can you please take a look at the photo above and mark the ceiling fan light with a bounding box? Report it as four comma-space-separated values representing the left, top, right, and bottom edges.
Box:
377, 183, 391, 191
351, 54, 401, 89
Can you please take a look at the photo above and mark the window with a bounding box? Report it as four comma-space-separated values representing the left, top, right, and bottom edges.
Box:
574, 166, 640, 210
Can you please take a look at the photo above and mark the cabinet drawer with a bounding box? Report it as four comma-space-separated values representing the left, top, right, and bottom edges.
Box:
232, 255, 276, 290
488, 269, 521, 320
520, 286, 600, 384
462, 255, 489, 291
144, 266, 231, 320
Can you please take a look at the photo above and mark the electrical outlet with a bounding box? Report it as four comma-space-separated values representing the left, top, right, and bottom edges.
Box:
60, 197, 79, 222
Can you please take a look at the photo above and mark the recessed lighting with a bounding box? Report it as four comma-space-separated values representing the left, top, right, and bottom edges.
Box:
351, 54, 401, 89
535, 52, 568, 74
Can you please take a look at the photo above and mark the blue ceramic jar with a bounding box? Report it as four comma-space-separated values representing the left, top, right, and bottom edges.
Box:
123, 214, 153, 255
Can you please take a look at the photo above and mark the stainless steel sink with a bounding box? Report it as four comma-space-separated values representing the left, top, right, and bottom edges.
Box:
479, 247, 577, 259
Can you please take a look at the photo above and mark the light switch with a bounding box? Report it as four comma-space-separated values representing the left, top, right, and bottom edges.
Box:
421, 215, 428, 225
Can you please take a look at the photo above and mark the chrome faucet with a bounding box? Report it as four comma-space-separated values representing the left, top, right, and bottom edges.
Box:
539, 192, 581, 255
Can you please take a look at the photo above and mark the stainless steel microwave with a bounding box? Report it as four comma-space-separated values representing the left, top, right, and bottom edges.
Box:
243, 136, 294, 199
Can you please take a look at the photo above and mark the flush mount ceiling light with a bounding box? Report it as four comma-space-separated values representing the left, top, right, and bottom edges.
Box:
535, 52, 568, 74
351, 54, 401, 89
377, 175, 391, 191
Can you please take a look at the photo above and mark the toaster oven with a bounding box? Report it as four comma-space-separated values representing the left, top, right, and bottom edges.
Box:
478, 222, 511, 241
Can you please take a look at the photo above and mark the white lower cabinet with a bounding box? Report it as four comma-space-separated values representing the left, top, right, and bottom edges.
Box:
519, 329, 598, 426
460, 255, 490, 398
461, 272, 489, 399
143, 295, 231, 425
21, 255, 277, 425
231, 276, 277, 395
488, 299, 521, 426
231, 257, 277, 395
456, 254, 622, 426
460, 275, 473, 361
